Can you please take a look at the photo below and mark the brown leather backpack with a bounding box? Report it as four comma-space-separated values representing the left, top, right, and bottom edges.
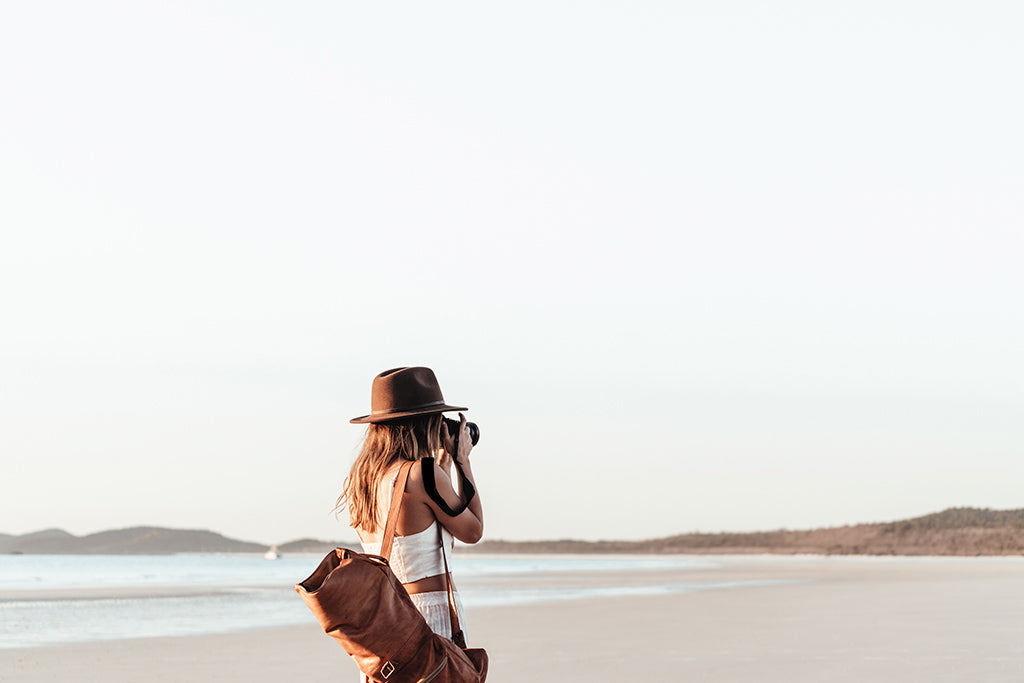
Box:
296, 461, 488, 682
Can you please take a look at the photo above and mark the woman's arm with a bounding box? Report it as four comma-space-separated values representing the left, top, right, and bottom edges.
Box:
416, 413, 483, 543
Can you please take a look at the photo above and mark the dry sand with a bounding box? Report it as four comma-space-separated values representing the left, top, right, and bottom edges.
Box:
1, 555, 1022, 682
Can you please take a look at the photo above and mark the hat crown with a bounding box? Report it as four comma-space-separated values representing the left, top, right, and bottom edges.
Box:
350, 366, 467, 424
370, 367, 445, 417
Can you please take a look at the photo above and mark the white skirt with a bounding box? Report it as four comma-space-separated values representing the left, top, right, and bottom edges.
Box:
409, 590, 467, 640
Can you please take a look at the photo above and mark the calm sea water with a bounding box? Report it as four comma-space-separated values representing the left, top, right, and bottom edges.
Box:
0, 553, 753, 648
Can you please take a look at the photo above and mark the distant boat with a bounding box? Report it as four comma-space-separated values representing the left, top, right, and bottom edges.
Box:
264, 546, 281, 560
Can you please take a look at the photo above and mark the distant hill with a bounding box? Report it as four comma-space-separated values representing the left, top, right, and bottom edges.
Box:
469, 508, 1024, 556
5, 508, 1023, 555
0, 527, 268, 555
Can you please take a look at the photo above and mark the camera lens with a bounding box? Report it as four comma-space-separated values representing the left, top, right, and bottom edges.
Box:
466, 421, 480, 446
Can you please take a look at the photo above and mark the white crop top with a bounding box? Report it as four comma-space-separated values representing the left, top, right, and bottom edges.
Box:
359, 469, 454, 584
361, 520, 454, 584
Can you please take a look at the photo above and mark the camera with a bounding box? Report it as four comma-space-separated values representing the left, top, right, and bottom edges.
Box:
443, 416, 480, 446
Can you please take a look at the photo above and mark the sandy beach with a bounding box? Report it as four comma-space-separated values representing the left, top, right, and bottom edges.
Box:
2, 555, 1022, 682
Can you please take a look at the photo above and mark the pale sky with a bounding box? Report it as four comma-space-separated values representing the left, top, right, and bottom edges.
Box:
1, 2, 1021, 545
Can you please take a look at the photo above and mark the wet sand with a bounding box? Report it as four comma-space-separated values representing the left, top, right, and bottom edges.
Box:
2, 555, 1022, 682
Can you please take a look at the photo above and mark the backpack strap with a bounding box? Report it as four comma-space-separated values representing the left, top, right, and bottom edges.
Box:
379, 460, 415, 561
440, 537, 466, 647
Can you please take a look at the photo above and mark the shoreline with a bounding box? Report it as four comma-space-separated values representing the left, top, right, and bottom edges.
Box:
10, 552, 1020, 604
2, 556, 1024, 681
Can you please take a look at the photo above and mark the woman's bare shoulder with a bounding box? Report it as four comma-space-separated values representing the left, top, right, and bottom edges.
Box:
403, 457, 440, 493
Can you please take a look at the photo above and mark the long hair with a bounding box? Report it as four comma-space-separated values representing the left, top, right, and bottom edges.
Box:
338, 413, 443, 534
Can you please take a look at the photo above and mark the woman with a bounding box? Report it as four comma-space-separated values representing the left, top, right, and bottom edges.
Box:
338, 366, 483, 640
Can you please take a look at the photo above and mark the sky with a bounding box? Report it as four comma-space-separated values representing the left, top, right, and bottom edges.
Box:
1, 1, 1021, 545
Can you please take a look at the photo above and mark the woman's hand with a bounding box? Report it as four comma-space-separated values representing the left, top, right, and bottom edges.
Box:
453, 412, 473, 466
441, 413, 474, 468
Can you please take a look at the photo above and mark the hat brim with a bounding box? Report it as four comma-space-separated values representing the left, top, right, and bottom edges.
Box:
350, 403, 468, 424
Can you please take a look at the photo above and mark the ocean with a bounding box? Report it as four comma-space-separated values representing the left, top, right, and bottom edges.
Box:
0, 553, 769, 648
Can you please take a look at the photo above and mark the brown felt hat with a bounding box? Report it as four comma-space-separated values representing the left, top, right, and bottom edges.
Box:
349, 367, 467, 424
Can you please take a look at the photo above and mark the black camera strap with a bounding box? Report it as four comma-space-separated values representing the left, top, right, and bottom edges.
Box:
421, 436, 476, 517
